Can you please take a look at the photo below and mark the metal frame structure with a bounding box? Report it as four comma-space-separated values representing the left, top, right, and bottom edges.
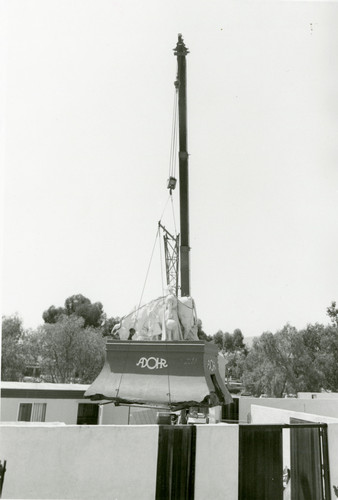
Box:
159, 222, 179, 296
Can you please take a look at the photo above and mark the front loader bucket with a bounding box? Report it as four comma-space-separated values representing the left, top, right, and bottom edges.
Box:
85, 340, 232, 410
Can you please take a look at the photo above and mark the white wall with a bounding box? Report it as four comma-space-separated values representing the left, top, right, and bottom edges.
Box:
100, 404, 129, 424
195, 424, 238, 500
0, 423, 240, 500
250, 405, 338, 425
328, 424, 338, 495
239, 397, 338, 423
298, 392, 338, 399
0, 425, 159, 500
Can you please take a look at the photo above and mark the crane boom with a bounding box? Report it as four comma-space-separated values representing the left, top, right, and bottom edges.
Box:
174, 34, 190, 297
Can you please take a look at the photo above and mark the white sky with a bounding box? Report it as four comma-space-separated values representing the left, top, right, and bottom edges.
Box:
1, 1, 338, 338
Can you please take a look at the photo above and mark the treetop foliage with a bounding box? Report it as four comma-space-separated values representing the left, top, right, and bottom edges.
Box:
327, 301, 338, 328
213, 328, 246, 353
242, 321, 338, 397
1, 314, 26, 381
43, 294, 107, 329
2, 313, 24, 340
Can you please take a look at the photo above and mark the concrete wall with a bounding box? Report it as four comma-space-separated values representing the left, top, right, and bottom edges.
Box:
195, 424, 238, 500
250, 404, 338, 425
239, 397, 338, 423
298, 392, 338, 399
1, 416, 337, 499
328, 424, 338, 496
100, 404, 130, 424
0, 424, 159, 500
0, 423, 240, 500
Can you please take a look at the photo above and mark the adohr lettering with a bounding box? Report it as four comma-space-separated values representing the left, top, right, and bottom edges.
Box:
136, 357, 168, 370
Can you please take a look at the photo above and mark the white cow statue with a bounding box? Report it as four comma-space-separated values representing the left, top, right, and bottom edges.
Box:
112, 291, 199, 341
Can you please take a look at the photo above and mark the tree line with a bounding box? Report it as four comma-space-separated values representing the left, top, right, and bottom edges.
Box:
211, 301, 338, 397
1, 294, 120, 384
2, 295, 338, 397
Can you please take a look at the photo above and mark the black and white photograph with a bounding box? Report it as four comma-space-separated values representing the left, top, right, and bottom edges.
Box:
1, 1, 338, 498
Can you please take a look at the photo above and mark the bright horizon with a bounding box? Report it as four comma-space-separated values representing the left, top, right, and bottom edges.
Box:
2, 1, 338, 338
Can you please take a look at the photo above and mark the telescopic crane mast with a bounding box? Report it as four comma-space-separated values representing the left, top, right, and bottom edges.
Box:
174, 34, 190, 297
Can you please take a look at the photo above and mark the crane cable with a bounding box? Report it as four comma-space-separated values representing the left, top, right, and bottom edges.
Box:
136, 189, 178, 321
136, 83, 180, 319
170, 194, 178, 237
136, 228, 160, 321
158, 223, 166, 298
169, 85, 179, 181
169, 82, 179, 237
159, 194, 171, 222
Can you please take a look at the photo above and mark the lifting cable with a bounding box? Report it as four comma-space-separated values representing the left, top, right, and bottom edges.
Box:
116, 227, 160, 398
170, 194, 178, 237
135, 82, 179, 322
158, 223, 166, 298
164, 89, 177, 408
160, 194, 171, 222
136, 228, 160, 320
165, 340, 172, 408
137, 191, 177, 313
168, 85, 179, 181
168, 83, 179, 237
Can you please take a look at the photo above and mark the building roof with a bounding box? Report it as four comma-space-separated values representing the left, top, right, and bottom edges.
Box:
1, 381, 90, 391
1, 381, 91, 400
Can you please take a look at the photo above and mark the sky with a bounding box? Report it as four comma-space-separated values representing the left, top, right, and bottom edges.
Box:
1, 0, 338, 338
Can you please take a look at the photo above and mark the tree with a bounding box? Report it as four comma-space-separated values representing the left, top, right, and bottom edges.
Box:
233, 329, 245, 351
224, 350, 247, 382
43, 294, 105, 328
213, 330, 232, 352
75, 301, 104, 328
72, 325, 107, 383
213, 329, 246, 353
327, 301, 338, 328
21, 328, 44, 375
42, 305, 65, 324
212, 329, 247, 383
2, 314, 23, 340
301, 323, 322, 359
223, 332, 234, 351
38, 315, 105, 383
64, 294, 91, 315
241, 335, 276, 396
314, 324, 338, 391
242, 324, 323, 397
1, 314, 26, 381
213, 330, 224, 350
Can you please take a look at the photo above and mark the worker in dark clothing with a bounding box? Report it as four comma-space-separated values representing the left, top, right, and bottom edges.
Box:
128, 328, 136, 340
